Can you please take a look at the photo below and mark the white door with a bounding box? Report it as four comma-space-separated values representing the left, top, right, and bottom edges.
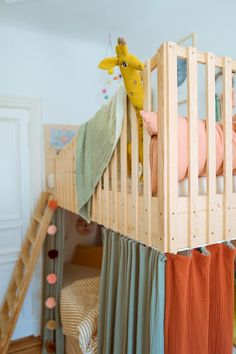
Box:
0, 100, 41, 339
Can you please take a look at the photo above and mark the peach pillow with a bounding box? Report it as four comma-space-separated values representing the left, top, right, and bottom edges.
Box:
140, 111, 236, 194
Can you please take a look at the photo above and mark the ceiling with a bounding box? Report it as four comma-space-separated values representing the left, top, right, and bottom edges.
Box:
0, 0, 157, 39
0, 0, 197, 45
0, 0, 235, 57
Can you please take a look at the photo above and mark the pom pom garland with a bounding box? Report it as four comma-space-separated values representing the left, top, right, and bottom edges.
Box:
48, 249, 58, 259
48, 200, 58, 210
45, 297, 56, 309
47, 225, 57, 236
46, 320, 56, 330
47, 273, 57, 285
45, 341, 56, 353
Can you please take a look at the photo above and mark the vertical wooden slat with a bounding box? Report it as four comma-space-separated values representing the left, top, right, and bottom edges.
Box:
69, 142, 73, 211
97, 180, 102, 225
91, 188, 96, 221
120, 102, 128, 235
68, 144, 72, 211
66, 145, 70, 210
166, 43, 178, 252
111, 150, 118, 231
187, 46, 199, 248
55, 157, 59, 205
67, 144, 71, 211
143, 59, 152, 246
103, 168, 110, 228
206, 53, 216, 244
130, 103, 139, 240
222, 57, 232, 240
157, 42, 178, 253
56, 155, 60, 206
65, 146, 69, 210
72, 139, 77, 213
60, 149, 65, 208
157, 44, 168, 252
59, 152, 63, 208
63, 150, 66, 209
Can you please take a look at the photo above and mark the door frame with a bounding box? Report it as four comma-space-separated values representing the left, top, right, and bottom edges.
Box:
0, 95, 43, 210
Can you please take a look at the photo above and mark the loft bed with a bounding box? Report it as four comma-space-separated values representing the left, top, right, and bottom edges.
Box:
54, 41, 236, 254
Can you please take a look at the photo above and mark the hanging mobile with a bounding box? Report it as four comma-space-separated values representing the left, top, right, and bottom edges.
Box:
100, 33, 122, 101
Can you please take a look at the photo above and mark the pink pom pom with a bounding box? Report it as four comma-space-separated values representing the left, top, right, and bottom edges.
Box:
102, 88, 106, 94
47, 273, 57, 285
47, 225, 57, 236
45, 297, 56, 309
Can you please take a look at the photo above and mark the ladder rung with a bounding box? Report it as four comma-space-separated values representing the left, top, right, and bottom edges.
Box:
6, 293, 16, 311
33, 214, 42, 223
21, 252, 29, 266
0, 315, 9, 335
27, 232, 36, 243
14, 272, 23, 288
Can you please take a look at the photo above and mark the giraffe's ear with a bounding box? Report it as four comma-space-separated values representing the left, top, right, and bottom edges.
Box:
98, 57, 119, 70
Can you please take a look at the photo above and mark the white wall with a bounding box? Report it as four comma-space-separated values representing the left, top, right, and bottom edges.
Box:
0, 24, 105, 125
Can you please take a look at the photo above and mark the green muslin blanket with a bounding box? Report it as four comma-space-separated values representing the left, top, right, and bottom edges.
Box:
76, 84, 126, 222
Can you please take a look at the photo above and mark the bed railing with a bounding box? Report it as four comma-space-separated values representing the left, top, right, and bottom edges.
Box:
55, 137, 78, 213
54, 42, 236, 253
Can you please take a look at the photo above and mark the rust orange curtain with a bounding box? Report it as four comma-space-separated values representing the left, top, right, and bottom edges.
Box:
165, 244, 235, 354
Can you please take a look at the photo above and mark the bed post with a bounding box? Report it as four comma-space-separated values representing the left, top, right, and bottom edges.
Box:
157, 42, 178, 253
222, 57, 233, 241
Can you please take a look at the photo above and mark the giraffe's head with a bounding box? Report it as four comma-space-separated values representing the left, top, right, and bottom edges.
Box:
98, 37, 144, 75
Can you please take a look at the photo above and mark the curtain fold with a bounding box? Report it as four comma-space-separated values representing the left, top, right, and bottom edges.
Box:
98, 228, 165, 354
165, 244, 235, 354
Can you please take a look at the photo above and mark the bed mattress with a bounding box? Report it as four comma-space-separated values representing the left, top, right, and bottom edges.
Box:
125, 175, 236, 197
178, 175, 236, 196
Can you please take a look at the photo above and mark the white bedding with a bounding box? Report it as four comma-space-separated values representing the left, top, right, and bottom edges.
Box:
178, 175, 236, 196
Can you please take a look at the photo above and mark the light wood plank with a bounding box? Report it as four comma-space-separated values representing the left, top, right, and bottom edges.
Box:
120, 102, 128, 235
130, 103, 139, 240
166, 42, 178, 252
222, 57, 232, 240
69, 142, 74, 211
55, 157, 59, 205
97, 180, 102, 225
152, 45, 236, 73
157, 44, 168, 251
143, 59, 152, 246
111, 150, 118, 231
72, 139, 77, 213
206, 52, 216, 244
187, 47, 199, 247
103, 168, 110, 228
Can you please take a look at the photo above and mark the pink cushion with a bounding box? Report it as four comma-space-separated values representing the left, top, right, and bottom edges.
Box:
140, 111, 236, 193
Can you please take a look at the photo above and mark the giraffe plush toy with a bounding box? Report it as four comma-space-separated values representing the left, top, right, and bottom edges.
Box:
98, 38, 145, 167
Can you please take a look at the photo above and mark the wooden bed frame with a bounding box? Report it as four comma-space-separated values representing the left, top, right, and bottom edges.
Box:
54, 41, 236, 253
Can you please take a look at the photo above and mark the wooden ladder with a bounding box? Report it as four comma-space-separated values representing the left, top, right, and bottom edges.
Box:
0, 192, 56, 354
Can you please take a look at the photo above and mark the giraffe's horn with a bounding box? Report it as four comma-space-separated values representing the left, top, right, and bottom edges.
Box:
118, 37, 126, 45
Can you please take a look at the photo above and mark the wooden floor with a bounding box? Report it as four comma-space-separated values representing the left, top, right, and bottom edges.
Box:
7, 336, 42, 354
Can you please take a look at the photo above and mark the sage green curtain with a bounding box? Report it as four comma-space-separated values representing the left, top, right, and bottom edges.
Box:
42, 208, 65, 354
98, 228, 166, 354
